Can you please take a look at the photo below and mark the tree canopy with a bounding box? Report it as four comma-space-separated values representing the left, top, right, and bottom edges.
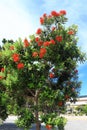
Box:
0, 10, 86, 130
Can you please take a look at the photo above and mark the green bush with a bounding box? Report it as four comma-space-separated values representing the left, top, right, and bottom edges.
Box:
0, 92, 8, 121
75, 105, 87, 115
0, 105, 8, 121
40, 113, 56, 127
7, 104, 20, 115
16, 108, 35, 130
40, 114, 67, 130
54, 116, 67, 130
82, 105, 87, 115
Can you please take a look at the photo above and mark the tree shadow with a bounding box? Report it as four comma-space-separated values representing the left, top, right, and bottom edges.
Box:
0, 123, 46, 130
0, 123, 23, 130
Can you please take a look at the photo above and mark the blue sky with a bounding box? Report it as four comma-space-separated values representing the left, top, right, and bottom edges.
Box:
0, 0, 87, 95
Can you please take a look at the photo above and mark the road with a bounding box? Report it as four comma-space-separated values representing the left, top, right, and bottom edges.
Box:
0, 115, 87, 130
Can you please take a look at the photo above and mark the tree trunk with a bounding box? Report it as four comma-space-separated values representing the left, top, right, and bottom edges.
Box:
34, 90, 41, 130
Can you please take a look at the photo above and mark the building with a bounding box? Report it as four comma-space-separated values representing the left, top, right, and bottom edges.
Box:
66, 95, 87, 114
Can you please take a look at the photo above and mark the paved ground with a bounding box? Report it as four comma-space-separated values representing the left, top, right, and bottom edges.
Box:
0, 115, 87, 130
64, 115, 87, 130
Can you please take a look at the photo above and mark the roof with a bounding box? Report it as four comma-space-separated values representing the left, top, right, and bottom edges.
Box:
78, 95, 87, 98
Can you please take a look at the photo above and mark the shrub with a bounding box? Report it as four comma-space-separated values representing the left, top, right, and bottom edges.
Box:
54, 116, 67, 130
15, 108, 35, 130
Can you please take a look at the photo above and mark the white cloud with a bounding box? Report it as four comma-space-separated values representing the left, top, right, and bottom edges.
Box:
0, 0, 87, 54
0, 0, 39, 45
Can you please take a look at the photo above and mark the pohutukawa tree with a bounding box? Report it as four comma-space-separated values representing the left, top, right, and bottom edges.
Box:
0, 10, 86, 130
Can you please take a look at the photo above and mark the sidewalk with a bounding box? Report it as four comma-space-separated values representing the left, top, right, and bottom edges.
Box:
0, 115, 87, 130
64, 115, 87, 120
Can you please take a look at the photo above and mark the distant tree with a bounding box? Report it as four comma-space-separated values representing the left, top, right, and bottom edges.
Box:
2, 38, 14, 44
0, 10, 86, 130
82, 105, 87, 115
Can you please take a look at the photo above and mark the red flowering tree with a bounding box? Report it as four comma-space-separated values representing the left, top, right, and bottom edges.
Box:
0, 10, 86, 130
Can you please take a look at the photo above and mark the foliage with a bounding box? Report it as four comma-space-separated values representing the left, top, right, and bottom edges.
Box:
0, 89, 8, 120
40, 113, 56, 126
81, 105, 87, 115
54, 116, 67, 130
75, 105, 87, 115
0, 10, 86, 130
40, 114, 67, 130
15, 108, 35, 130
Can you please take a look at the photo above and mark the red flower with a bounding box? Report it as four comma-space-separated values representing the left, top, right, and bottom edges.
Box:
40, 48, 46, 54
43, 13, 47, 17
51, 11, 58, 16
58, 101, 63, 106
12, 53, 20, 62
38, 41, 43, 46
10, 45, 14, 50
36, 28, 42, 34
46, 124, 52, 130
68, 30, 74, 35
35, 37, 40, 42
56, 36, 63, 42
43, 41, 50, 46
24, 38, 30, 47
39, 48, 46, 58
0, 76, 3, 80
32, 52, 38, 57
17, 63, 24, 69
59, 10, 66, 15
39, 53, 44, 58
49, 73, 55, 78
50, 39, 55, 45
1, 68, 5, 72
40, 17, 44, 24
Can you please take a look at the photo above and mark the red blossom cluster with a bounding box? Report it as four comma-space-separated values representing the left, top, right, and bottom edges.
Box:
12, 53, 24, 69
68, 30, 74, 35
32, 48, 47, 58
33, 10, 69, 59
35, 37, 40, 42
24, 38, 30, 47
39, 48, 47, 58
36, 28, 42, 34
43, 41, 50, 46
43, 39, 56, 46
40, 10, 66, 25
49, 73, 55, 78
35, 37, 43, 46
46, 124, 52, 130
17, 63, 24, 69
33, 34, 63, 59
12, 53, 20, 62
0, 67, 5, 72
56, 36, 63, 42
38, 40, 43, 46
32, 52, 38, 57
10, 39, 30, 70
